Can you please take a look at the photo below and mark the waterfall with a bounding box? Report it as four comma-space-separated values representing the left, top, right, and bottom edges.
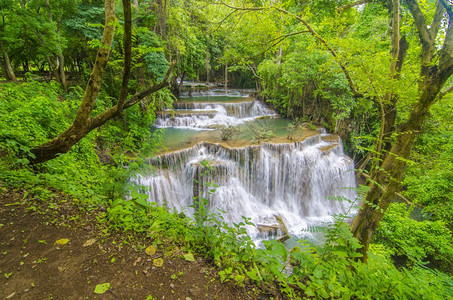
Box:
155, 99, 278, 129
135, 134, 356, 240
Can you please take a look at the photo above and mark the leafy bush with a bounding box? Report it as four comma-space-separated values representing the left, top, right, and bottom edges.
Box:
375, 203, 453, 273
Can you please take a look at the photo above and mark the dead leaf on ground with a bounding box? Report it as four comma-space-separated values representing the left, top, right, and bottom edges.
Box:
145, 245, 156, 256
83, 238, 96, 247
153, 258, 164, 267
133, 257, 142, 266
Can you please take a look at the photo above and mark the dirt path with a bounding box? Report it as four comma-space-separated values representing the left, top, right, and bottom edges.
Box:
0, 189, 267, 299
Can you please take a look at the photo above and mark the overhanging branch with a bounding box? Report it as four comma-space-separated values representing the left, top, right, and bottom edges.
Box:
89, 62, 175, 131
274, 7, 362, 98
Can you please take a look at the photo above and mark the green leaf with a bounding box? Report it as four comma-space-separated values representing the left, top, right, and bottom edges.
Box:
183, 253, 195, 262
94, 282, 111, 294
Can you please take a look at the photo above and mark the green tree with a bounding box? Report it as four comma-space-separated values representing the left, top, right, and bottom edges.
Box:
30, 0, 173, 163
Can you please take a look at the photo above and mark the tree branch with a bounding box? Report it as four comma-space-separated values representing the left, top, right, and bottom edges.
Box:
213, 9, 238, 33
439, 0, 453, 18
252, 30, 310, 57
389, 0, 400, 78
430, 1, 445, 39
213, 2, 265, 11
405, 0, 434, 60
273, 7, 362, 98
88, 62, 175, 131
74, 0, 116, 127
437, 84, 453, 100
117, 0, 132, 111
214, 2, 363, 98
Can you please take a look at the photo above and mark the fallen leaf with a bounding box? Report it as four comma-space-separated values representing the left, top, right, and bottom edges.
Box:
54, 239, 69, 246
58, 266, 68, 272
183, 253, 195, 262
94, 282, 111, 294
153, 258, 164, 267
6, 292, 15, 299
133, 257, 142, 266
82, 238, 96, 247
145, 245, 156, 256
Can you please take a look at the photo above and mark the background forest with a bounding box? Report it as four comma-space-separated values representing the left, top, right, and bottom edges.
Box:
1, 0, 452, 298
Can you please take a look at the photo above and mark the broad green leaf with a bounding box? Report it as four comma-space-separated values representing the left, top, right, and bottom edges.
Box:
55, 239, 69, 245
183, 253, 195, 262
94, 282, 110, 294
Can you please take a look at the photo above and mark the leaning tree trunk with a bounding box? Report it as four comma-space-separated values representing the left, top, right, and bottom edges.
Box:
31, 0, 117, 163
352, 58, 453, 262
1, 44, 17, 82
350, 0, 453, 262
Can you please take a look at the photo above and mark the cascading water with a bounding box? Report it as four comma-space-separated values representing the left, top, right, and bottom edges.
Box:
138, 89, 357, 242
156, 96, 277, 129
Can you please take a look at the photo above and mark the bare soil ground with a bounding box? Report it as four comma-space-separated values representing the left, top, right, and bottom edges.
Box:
0, 188, 271, 300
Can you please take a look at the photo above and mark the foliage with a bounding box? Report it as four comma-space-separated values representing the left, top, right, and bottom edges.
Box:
249, 120, 276, 143
403, 99, 453, 230
97, 165, 453, 299
375, 203, 453, 273
219, 125, 239, 141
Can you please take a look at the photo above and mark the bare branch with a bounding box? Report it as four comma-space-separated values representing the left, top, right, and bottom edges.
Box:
269, 30, 311, 44
212, 2, 265, 11
246, 63, 262, 80
124, 62, 175, 109
212, 9, 238, 33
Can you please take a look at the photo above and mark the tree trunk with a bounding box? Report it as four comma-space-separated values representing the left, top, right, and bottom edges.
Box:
205, 49, 210, 83
351, 71, 447, 260
31, 0, 117, 163
225, 62, 228, 91
58, 54, 68, 92
1, 44, 17, 82
351, 0, 453, 262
